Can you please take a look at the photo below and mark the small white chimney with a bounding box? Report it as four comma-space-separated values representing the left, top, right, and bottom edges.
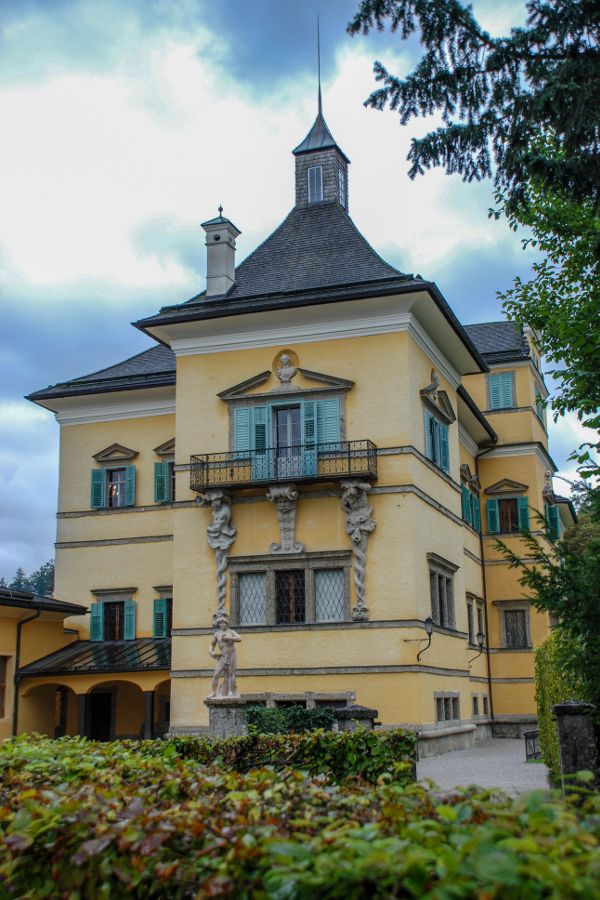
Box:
201, 207, 241, 297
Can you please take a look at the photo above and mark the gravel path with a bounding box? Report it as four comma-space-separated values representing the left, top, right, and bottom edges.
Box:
417, 738, 549, 795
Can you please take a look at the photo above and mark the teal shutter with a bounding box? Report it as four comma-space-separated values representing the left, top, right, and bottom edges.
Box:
461, 485, 471, 524
472, 495, 481, 532
501, 372, 514, 407
517, 496, 530, 531
317, 398, 340, 445
124, 600, 136, 640
251, 406, 269, 479
234, 407, 251, 455
548, 505, 560, 540
124, 466, 136, 507
487, 499, 499, 534
154, 461, 169, 503
489, 373, 514, 409
303, 400, 317, 476
90, 469, 106, 509
153, 598, 168, 638
90, 603, 104, 641
439, 424, 449, 472
423, 410, 434, 460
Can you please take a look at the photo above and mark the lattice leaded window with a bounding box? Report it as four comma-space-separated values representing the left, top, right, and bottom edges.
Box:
238, 573, 267, 625
315, 568, 345, 621
503, 609, 529, 648
275, 571, 306, 624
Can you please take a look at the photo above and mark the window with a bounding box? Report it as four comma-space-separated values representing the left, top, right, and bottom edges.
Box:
461, 484, 481, 531
90, 597, 136, 641
501, 606, 531, 649
0, 657, 7, 718
486, 496, 529, 533
90, 466, 136, 509
428, 555, 457, 628
308, 165, 323, 202
488, 372, 514, 409
466, 596, 485, 645
230, 554, 350, 626
338, 165, 346, 207
423, 409, 449, 473
239, 573, 267, 625
482, 695, 489, 716
153, 597, 172, 637
472, 695, 479, 717
545, 503, 561, 540
435, 693, 460, 722
154, 461, 175, 503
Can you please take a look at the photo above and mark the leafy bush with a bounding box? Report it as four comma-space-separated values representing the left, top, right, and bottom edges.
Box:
246, 704, 335, 734
165, 727, 415, 784
536, 629, 585, 782
0, 736, 599, 898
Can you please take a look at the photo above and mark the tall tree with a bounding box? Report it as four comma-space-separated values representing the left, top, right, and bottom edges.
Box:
348, 0, 600, 470
10, 568, 30, 591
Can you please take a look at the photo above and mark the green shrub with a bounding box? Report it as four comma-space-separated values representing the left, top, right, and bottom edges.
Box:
166, 727, 415, 784
0, 736, 598, 898
246, 704, 335, 734
536, 629, 585, 782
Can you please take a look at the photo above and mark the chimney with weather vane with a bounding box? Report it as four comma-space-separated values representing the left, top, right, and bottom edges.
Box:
201, 205, 241, 297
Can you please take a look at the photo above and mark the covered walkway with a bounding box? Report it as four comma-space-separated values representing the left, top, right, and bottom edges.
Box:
417, 738, 549, 795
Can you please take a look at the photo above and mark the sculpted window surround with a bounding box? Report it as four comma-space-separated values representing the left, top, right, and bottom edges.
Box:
229, 551, 352, 627
427, 553, 458, 629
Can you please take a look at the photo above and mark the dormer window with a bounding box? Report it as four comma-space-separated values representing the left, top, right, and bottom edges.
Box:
308, 165, 323, 203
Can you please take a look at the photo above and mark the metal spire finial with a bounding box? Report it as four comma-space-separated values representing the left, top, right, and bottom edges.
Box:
218, 204, 223, 217
317, 14, 322, 116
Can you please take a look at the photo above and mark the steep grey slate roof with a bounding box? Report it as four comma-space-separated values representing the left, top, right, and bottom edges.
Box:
27, 344, 176, 401
292, 112, 350, 162
464, 321, 529, 363
178, 201, 407, 307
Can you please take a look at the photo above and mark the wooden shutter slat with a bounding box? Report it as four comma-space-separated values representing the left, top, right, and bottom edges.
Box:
123, 600, 136, 640
487, 499, 499, 533
90, 469, 106, 509
517, 496, 530, 531
439, 424, 449, 472
153, 598, 167, 638
124, 466, 136, 507
234, 407, 251, 454
90, 603, 104, 641
154, 462, 168, 503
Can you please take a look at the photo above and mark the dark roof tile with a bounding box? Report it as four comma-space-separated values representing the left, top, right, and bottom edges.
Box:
464, 321, 529, 362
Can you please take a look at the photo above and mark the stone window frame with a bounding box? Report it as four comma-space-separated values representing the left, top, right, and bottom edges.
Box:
466, 593, 485, 646
434, 691, 460, 723
229, 550, 352, 627
496, 600, 532, 650
427, 553, 459, 629
471, 694, 480, 717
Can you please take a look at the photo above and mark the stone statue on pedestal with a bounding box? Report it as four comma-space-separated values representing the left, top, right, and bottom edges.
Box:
208, 614, 242, 699
340, 480, 376, 621
276, 353, 297, 389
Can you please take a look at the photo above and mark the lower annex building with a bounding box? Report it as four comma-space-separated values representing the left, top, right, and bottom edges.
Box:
3, 100, 575, 750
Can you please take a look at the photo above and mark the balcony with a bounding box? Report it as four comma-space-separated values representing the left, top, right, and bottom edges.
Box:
190, 440, 378, 492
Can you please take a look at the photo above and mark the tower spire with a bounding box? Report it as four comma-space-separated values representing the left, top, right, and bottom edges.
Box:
317, 14, 322, 116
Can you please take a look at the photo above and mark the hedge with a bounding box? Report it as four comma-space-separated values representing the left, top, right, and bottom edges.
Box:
246, 704, 335, 734
0, 737, 599, 898
154, 727, 416, 784
535, 629, 585, 782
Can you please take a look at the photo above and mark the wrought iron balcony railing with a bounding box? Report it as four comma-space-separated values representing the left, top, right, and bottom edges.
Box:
190, 440, 378, 492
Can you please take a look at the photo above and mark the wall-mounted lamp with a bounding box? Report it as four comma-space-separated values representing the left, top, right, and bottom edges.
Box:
468, 630, 485, 669
416, 616, 434, 662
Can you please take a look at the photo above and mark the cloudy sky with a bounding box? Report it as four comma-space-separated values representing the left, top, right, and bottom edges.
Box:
0, 0, 589, 579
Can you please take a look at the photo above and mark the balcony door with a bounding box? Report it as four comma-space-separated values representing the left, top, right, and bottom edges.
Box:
275, 406, 303, 478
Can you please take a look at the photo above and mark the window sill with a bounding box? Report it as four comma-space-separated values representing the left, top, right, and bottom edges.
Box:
498, 646, 532, 652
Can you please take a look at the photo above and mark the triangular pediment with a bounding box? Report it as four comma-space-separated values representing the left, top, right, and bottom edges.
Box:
93, 443, 138, 463
485, 478, 528, 495
460, 464, 481, 490
420, 387, 456, 424
218, 368, 354, 400
153, 437, 175, 457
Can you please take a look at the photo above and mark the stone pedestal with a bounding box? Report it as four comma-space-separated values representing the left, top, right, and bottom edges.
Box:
333, 705, 379, 732
553, 700, 598, 780
205, 698, 248, 739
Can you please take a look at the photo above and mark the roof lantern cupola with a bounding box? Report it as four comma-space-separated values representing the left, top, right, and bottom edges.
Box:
292, 28, 350, 210
201, 206, 241, 297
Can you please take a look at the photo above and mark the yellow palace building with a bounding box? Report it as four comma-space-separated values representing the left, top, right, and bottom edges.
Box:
4, 103, 575, 751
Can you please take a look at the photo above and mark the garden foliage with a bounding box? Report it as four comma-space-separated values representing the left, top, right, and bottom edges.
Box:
535, 630, 585, 783
246, 704, 335, 734
0, 736, 599, 898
